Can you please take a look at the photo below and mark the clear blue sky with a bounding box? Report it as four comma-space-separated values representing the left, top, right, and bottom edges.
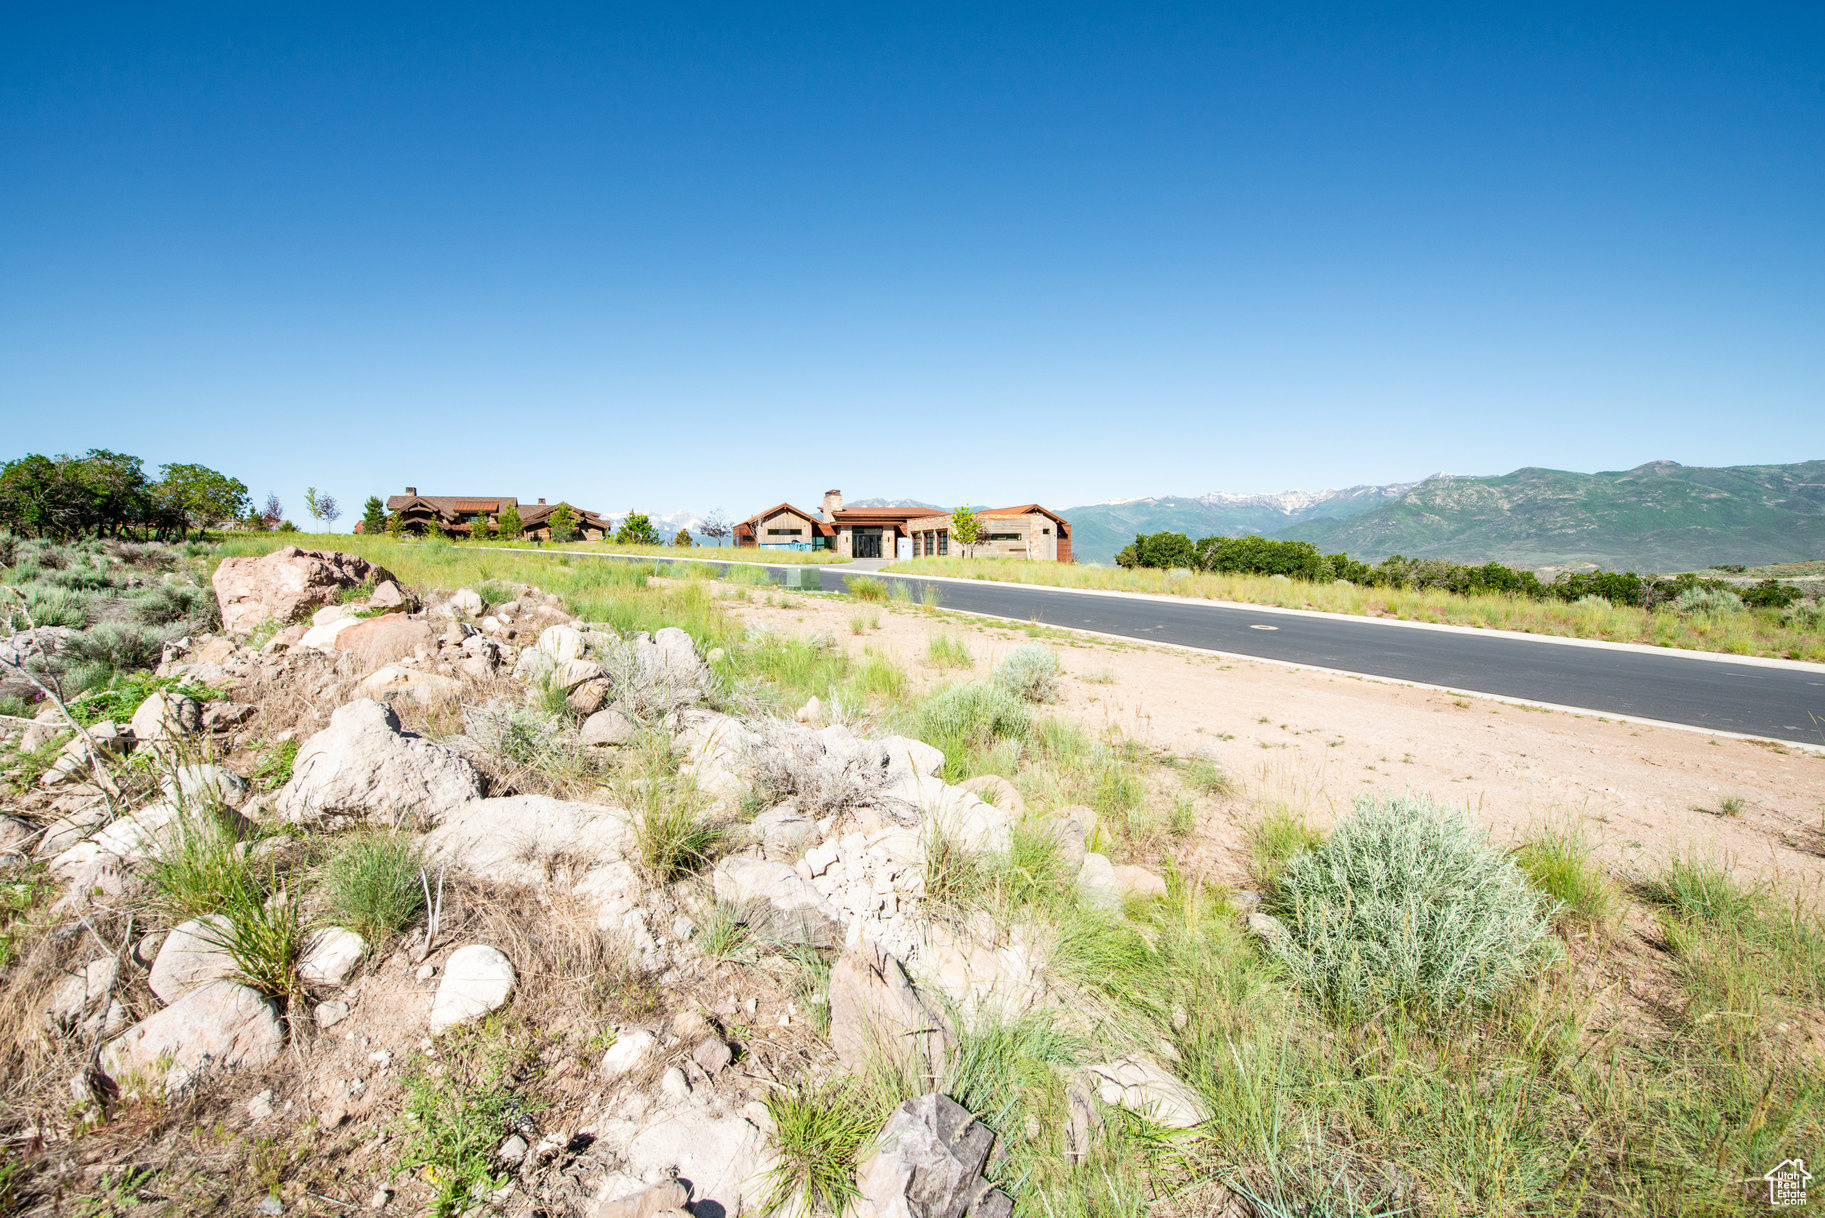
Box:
4, 4, 1821, 525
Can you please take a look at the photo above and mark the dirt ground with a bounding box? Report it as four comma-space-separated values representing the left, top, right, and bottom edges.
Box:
729, 590, 1825, 900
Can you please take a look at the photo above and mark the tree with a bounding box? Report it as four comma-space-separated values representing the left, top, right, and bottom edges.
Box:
673, 528, 695, 547
699, 509, 731, 546
361, 496, 387, 536
385, 511, 406, 537
497, 503, 523, 540
950, 506, 983, 557
548, 502, 578, 543
304, 487, 342, 529
260, 494, 285, 531
614, 512, 660, 546
155, 463, 250, 537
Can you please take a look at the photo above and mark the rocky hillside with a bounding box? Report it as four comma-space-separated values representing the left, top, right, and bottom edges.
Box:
1279, 460, 1825, 571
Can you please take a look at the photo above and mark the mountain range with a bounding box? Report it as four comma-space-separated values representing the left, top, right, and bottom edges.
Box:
1062, 461, 1825, 571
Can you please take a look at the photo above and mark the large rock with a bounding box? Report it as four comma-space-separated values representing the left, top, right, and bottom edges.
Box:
422, 795, 634, 885
298, 615, 363, 652
275, 699, 483, 826
429, 944, 515, 1031
711, 856, 840, 947
828, 945, 950, 1079
45, 956, 120, 1033
854, 1094, 1012, 1218
211, 546, 393, 637
580, 707, 638, 747
450, 588, 485, 616
100, 981, 283, 1097
957, 775, 1026, 818
1076, 853, 1121, 910
1082, 1057, 1208, 1129
621, 1113, 772, 1216
356, 665, 462, 708
129, 691, 201, 743
148, 915, 238, 1003
332, 615, 437, 663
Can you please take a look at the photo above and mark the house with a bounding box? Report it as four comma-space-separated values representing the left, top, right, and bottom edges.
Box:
735, 491, 1071, 561
378, 488, 611, 541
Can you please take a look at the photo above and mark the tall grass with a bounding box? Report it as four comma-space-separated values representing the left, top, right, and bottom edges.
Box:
319, 830, 429, 942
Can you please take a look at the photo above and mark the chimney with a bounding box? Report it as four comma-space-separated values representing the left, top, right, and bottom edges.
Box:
822, 489, 843, 522
405, 487, 417, 496
538, 498, 546, 506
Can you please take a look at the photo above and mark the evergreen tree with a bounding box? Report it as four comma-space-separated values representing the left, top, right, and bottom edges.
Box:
497, 503, 523, 539
615, 512, 660, 546
548, 502, 578, 543
361, 495, 386, 536
673, 528, 695, 547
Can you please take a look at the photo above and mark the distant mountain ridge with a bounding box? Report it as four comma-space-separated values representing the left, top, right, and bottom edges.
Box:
1274, 460, 1825, 572
1063, 482, 1418, 564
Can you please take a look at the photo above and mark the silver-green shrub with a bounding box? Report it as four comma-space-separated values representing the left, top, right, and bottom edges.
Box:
1783, 600, 1823, 631
994, 643, 1060, 704
1266, 794, 1558, 1017
1671, 587, 1743, 616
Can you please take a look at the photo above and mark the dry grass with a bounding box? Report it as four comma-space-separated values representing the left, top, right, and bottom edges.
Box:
884, 556, 1825, 661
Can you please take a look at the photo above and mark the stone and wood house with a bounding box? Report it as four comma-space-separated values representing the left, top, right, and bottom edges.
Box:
735, 491, 1071, 561
374, 489, 611, 541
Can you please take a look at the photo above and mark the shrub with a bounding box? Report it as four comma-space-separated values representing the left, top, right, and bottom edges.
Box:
16, 584, 89, 628
400, 1050, 519, 1216
1196, 535, 1329, 581
320, 830, 428, 941
1248, 808, 1321, 884
465, 700, 576, 770
1117, 531, 1196, 570
132, 581, 218, 629
1783, 601, 1823, 631
994, 643, 1060, 704
1671, 587, 1744, 616
1181, 754, 1234, 798
146, 807, 260, 921
845, 575, 888, 602
1739, 578, 1802, 610
914, 680, 1032, 773
1266, 794, 1558, 1017
65, 623, 163, 672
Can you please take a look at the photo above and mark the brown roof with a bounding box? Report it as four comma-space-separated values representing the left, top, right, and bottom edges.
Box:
830, 506, 934, 523
452, 499, 502, 512
519, 502, 609, 528
978, 504, 1069, 526
386, 494, 521, 515
736, 503, 835, 538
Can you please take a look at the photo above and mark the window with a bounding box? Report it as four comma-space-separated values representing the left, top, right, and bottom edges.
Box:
988, 533, 1020, 541
938, 530, 948, 556
766, 528, 805, 536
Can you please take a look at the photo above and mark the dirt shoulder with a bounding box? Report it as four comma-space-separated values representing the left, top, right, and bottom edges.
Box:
732, 590, 1825, 897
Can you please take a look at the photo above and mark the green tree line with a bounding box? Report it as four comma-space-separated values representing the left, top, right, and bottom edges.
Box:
0, 449, 249, 541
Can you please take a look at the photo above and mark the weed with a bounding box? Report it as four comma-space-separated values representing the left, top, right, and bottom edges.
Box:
994, 642, 1060, 704
252, 737, 300, 790
848, 612, 877, 635
695, 901, 753, 963
1181, 753, 1235, 798
1248, 808, 1321, 884
925, 634, 973, 670
1266, 794, 1559, 1018
200, 876, 306, 1000
1081, 666, 1117, 684
145, 806, 261, 921
923, 825, 989, 914
320, 830, 429, 942
1514, 820, 1620, 932
762, 1081, 890, 1215
399, 1045, 522, 1216
846, 576, 888, 602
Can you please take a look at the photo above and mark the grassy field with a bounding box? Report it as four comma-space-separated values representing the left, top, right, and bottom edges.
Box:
884, 556, 1825, 662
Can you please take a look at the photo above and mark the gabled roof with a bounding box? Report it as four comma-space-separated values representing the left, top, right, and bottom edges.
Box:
386, 494, 521, 515
519, 502, 609, 528
737, 503, 835, 537
979, 504, 1070, 527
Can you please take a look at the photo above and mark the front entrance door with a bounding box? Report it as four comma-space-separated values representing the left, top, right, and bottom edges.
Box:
853, 528, 883, 558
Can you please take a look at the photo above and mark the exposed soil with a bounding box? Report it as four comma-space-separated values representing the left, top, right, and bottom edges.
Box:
731, 591, 1825, 899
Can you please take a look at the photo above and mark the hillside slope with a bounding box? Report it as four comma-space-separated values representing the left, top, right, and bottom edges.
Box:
1278, 460, 1825, 571
1062, 484, 1414, 564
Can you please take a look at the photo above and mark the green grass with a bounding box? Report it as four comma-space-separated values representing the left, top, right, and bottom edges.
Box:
252, 738, 299, 790
761, 1081, 891, 1216
319, 830, 428, 942
621, 741, 726, 882
145, 806, 262, 921
1514, 820, 1621, 933
845, 575, 888, 602
1248, 808, 1322, 884
399, 1040, 523, 1216
1179, 753, 1235, 799
924, 634, 973, 669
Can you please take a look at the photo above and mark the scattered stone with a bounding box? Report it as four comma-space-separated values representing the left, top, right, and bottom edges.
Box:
567, 677, 613, 716
100, 981, 284, 1097
368, 1188, 390, 1210
855, 1093, 1013, 1218
247, 1089, 276, 1120
497, 1134, 529, 1165
129, 690, 202, 743
0, 815, 34, 857
1083, 1057, 1208, 1129
691, 1036, 733, 1075
162, 764, 248, 807
959, 774, 1027, 818
257, 1194, 283, 1215
658, 1066, 691, 1103
450, 588, 486, 616
415, 962, 437, 981
711, 856, 840, 947
275, 700, 483, 826
314, 1001, 351, 1029
587, 1180, 686, 1218
1111, 864, 1168, 900
333, 615, 438, 663
369, 579, 408, 609
299, 928, 367, 988
356, 665, 462, 708
828, 944, 949, 1078
599, 1029, 656, 1079
211, 546, 393, 636
429, 945, 516, 1032
45, 956, 119, 1032
580, 707, 638, 747
1076, 852, 1121, 909
148, 916, 237, 1003
751, 803, 818, 859
622, 1112, 769, 1214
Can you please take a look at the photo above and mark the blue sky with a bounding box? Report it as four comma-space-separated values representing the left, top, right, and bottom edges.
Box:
3, 4, 1821, 525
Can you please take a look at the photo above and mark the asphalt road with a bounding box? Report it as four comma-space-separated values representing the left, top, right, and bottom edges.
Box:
567, 553, 1825, 745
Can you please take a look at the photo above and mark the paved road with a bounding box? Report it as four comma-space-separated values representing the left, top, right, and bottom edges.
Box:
573, 553, 1825, 744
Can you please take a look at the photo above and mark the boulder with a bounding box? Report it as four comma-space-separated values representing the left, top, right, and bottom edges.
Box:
45, 956, 119, 1033
148, 916, 237, 1003
368, 580, 408, 609
853, 1093, 1012, 1218
298, 928, 367, 988
429, 944, 516, 1031
298, 615, 363, 652
621, 1113, 772, 1216
752, 803, 818, 860
0, 815, 35, 857
0, 627, 79, 704
20, 707, 68, 754
211, 546, 393, 637
129, 691, 202, 744
356, 665, 462, 708
587, 1180, 687, 1218
712, 856, 840, 947
275, 699, 483, 826
422, 795, 634, 881
958, 775, 1026, 818
828, 944, 950, 1079
537, 624, 588, 662
311, 605, 348, 627
100, 981, 283, 1097
1082, 1057, 1208, 1129
580, 706, 638, 747
566, 677, 613, 716
1112, 864, 1168, 900
163, 764, 248, 807
1076, 853, 1121, 910
332, 615, 437, 663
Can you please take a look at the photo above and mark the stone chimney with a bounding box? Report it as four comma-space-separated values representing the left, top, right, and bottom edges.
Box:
822, 489, 843, 522
405, 487, 417, 496
538, 498, 546, 505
